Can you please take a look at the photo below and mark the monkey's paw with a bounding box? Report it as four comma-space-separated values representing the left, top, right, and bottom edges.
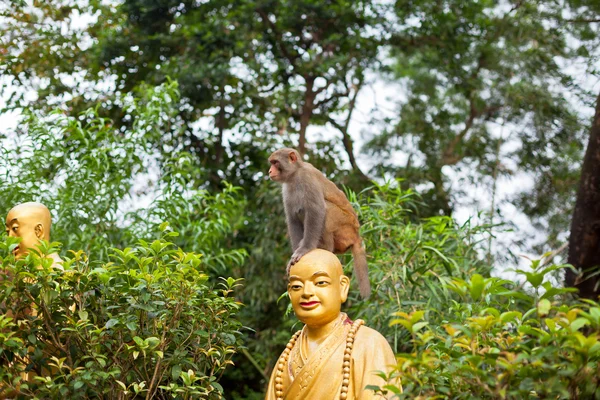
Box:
289, 248, 309, 267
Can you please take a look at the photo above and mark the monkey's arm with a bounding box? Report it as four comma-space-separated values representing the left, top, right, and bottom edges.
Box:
286, 212, 304, 251
289, 188, 326, 266
300, 197, 326, 250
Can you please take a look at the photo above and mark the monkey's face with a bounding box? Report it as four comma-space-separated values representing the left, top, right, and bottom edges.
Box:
268, 157, 284, 181
268, 149, 300, 182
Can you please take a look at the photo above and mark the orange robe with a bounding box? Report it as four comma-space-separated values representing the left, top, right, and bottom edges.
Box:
266, 314, 399, 400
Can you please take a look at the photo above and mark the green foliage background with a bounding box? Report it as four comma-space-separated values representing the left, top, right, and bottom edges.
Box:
1, 0, 600, 398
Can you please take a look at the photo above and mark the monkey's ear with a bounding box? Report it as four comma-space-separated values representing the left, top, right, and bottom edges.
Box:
289, 151, 298, 163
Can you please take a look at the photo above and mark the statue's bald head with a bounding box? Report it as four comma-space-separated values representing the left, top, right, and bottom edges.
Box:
5, 202, 53, 257
291, 249, 344, 277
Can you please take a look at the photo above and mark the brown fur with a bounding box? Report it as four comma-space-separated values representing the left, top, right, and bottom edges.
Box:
269, 148, 371, 298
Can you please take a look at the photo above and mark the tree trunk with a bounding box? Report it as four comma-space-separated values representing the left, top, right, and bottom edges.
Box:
298, 77, 315, 155
340, 128, 367, 179
340, 80, 368, 181
566, 91, 600, 299
215, 96, 226, 166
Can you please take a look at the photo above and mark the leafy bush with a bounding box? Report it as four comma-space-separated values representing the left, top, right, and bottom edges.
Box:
347, 182, 491, 352
379, 260, 600, 399
0, 226, 244, 399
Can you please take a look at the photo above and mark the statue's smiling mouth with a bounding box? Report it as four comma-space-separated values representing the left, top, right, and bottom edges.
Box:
299, 301, 320, 308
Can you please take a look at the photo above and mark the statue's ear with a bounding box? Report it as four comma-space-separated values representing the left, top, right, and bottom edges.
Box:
34, 223, 44, 239
340, 275, 350, 303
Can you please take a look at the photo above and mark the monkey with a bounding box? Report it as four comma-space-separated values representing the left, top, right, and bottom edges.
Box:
268, 148, 371, 298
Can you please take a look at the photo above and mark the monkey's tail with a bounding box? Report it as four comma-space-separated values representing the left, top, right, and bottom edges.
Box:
352, 241, 371, 298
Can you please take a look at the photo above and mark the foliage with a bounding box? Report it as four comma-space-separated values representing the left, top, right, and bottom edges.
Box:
0, 0, 385, 175
346, 182, 492, 352
367, 0, 590, 242
2, 0, 599, 253
0, 81, 246, 267
0, 83, 251, 398
0, 227, 244, 399
0, 81, 181, 259
376, 261, 600, 399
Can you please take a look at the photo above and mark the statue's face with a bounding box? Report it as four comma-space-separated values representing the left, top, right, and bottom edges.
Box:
5, 207, 44, 258
288, 251, 350, 326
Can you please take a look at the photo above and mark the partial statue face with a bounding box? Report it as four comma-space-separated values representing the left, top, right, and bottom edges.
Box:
288, 249, 350, 326
5, 202, 52, 258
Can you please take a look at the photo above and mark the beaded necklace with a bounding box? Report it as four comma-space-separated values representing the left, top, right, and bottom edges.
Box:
274, 319, 365, 400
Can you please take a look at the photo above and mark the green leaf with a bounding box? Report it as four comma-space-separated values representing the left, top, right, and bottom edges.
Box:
410, 311, 425, 323
145, 337, 160, 348
172, 365, 182, 380
78, 310, 88, 321
412, 321, 429, 333
28, 333, 37, 344
537, 299, 551, 317
500, 311, 521, 325
105, 319, 119, 329
527, 272, 544, 288
571, 318, 590, 332
211, 381, 224, 393
389, 319, 412, 331
469, 274, 484, 301
133, 336, 144, 346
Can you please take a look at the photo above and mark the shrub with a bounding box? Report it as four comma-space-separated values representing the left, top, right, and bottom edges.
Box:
347, 182, 491, 352
0, 225, 244, 399
378, 260, 600, 399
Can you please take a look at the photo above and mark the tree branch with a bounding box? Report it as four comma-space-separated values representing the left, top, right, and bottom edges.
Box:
314, 87, 351, 108
565, 18, 600, 23
327, 79, 369, 180
509, 0, 525, 13
441, 98, 477, 166
256, 9, 299, 69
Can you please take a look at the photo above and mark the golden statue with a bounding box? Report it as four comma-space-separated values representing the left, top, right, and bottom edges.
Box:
265, 249, 399, 400
2, 203, 63, 396
5, 202, 62, 269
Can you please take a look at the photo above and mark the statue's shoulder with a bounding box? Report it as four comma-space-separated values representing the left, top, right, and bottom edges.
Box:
354, 323, 390, 347
351, 323, 397, 373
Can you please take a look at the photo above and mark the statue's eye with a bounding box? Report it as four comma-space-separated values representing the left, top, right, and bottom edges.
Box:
290, 284, 302, 290
316, 280, 328, 286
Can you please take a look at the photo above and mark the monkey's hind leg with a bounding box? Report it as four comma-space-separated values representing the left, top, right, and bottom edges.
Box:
319, 230, 335, 253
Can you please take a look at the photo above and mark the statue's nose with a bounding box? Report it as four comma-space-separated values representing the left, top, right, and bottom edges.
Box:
302, 282, 315, 297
